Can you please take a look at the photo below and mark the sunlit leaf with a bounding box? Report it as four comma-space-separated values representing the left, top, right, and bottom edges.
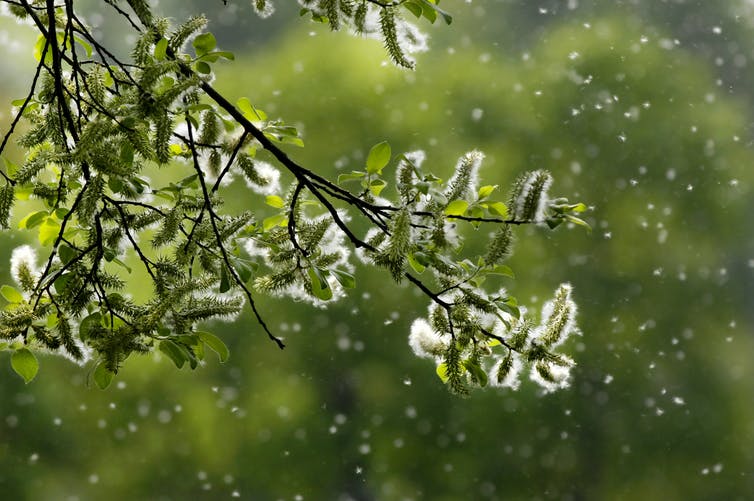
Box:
18, 210, 48, 230
38, 218, 61, 246
265, 195, 285, 209
192, 32, 217, 56
369, 179, 387, 197
263, 214, 287, 231
478, 185, 497, 199
366, 141, 391, 174
436, 362, 450, 383
487, 202, 508, 218
11, 348, 38, 384
444, 199, 469, 216
154, 38, 168, 60
1, 285, 24, 304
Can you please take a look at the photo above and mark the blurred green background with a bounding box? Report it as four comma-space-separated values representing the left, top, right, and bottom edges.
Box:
1, 1, 753, 499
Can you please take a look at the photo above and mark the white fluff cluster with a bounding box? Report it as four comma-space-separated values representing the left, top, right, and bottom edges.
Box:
489, 355, 524, 391
408, 318, 448, 359
244, 161, 281, 196
530, 357, 575, 393
534, 283, 578, 348
445, 150, 484, 201
247, 212, 353, 308
252, 0, 275, 19
10, 244, 39, 290
354, 227, 383, 265
512, 170, 553, 222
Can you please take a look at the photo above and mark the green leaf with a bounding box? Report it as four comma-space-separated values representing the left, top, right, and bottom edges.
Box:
192, 32, 217, 56
73, 35, 93, 58
195, 61, 211, 74
444, 199, 469, 216
565, 214, 592, 231
159, 340, 187, 369
236, 97, 267, 121
369, 179, 387, 197
436, 362, 450, 383
463, 359, 488, 387
420, 0, 453, 24
307, 267, 333, 301
111, 257, 132, 273
197, 331, 230, 363
499, 301, 521, 319
407, 253, 426, 273
366, 141, 391, 174
33, 34, 52, 64
489, 264, 515, 278
58, 244, 77, 264
487, 201, 508, 218
1, 285, 24, 304
337, 171, 366, 184
154, 37, 168, 60
570, 203, 588, 213
234, 259, 253, 283
11, 348, 38, 384
79, 312, 102, 340
18, 210, 48, 229
331, 269, 355, 289
93, 362, 114, 390
478, 185, 497, 199
219, 266, 231, 293
2, 157, 19, 176
420, 1, 437, 23
403, 1, 423, 18
262, 214, 287, 232
38, 217, 61, 246
470, 206, 484, 228
265, 195, 285, 209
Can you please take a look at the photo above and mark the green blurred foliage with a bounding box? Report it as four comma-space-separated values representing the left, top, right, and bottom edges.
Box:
1, 3, 753, 500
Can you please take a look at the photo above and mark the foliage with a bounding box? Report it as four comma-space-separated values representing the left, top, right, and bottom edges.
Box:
0, 0, 586, 391
1, 2, 753, 500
